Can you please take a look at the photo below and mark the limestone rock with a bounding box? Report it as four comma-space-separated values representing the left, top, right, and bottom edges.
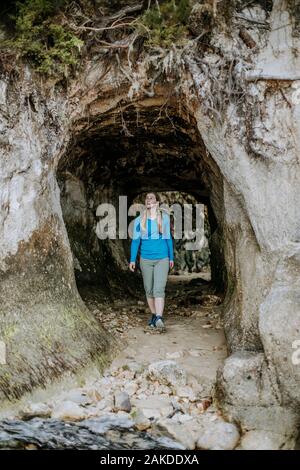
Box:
173, 385, 197, 401
196, 420, 240, 450
216, 351, 299, 441
124, 382, 139, 396
147, 361, 187, 387
217, 351, 277, 406
19, 403, 52, 420
113, 391, 131, 413
79, 413, 134, 434
152, 417, 200, 450
85, 388, 102, 403
126, 362, 145, 376
131, 408, 151, 431
239, 430, 292, 450
63, 389, 93, 406
51, 401, 87, 421
132, 395, 173, 420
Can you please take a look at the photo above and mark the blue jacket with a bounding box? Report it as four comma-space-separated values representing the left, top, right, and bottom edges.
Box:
130, 213, 174, 263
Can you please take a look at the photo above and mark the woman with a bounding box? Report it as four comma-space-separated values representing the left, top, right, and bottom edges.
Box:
129, 193, 174, 329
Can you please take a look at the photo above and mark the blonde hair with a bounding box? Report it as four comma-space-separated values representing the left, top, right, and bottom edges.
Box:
141, 193, 163, 234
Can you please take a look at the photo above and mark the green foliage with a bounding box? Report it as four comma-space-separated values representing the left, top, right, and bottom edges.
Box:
139, 0, 191, 48
3, 0, 83, 77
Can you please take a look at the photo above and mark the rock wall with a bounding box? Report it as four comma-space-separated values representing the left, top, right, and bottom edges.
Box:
0, 68, 119, 402
188, 0, 300, 443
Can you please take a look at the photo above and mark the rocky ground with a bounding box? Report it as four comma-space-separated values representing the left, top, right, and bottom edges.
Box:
0, 272, 252, 450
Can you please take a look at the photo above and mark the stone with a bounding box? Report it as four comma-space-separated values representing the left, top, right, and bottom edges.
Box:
155, 384, 171, 395
126, 362, 145, 375
124, 382, 138, 396
217, 351, 277, 406
79, 413, 134, 434
113, 391, 131, 412
51, 401, 87, 421
216, 351, 299, 441
131, 408, 151, 431
196, 419, 240, 450
239, 430, 292, 450
19, 403, 52, 420
259, 258, 300, 408
147, 361, 187, 387
132, 395, 173, 420
63, 389, 92, 405
140, 408, 161, 421
135, 392, 147, 400
119, 370, 135, 381
173, 386, 197, 401
116, 410, 131, 419
85, 388, 102, 403
176, 413, 195, 424
93, 398, 111, 413
152, 415, 206, 450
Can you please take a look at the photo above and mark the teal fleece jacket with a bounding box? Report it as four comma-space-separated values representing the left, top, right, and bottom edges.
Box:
130, 214, 174, 263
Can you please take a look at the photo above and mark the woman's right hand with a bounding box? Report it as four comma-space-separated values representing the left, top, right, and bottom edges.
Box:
129, 262, 136, 272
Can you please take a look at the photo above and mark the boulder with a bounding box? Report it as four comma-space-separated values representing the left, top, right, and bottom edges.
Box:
152, 417, 200, 450
216, 351, 299, 443
196, 419, 240, 450
239, 430, 293, 450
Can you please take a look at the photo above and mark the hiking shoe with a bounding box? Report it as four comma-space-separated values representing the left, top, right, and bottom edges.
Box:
154, 315, 165, 329
148, 314, 157, 328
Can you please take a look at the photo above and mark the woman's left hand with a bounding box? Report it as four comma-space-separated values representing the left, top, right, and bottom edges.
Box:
169, 260, 174, 270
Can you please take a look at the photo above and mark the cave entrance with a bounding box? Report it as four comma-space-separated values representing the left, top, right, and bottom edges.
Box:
56, 95, 227, 311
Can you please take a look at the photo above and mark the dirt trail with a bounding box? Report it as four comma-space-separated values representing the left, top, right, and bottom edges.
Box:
84, 272, 227, 394
0, 272, 230, 451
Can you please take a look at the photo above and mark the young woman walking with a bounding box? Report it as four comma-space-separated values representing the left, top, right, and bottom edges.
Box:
129, 193, 174, 329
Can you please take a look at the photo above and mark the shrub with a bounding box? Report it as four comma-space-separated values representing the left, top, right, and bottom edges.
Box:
138, 0, 191, 48
2, 0, 83, 76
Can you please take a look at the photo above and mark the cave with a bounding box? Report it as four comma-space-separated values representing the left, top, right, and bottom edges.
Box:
56, 97, 225, 304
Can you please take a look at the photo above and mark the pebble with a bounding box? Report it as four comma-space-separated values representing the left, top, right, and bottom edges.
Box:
113, 391, 131, 413
147, 360, 187, 387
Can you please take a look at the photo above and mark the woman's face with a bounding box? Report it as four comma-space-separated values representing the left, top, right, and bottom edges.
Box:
145, 193, 157, 209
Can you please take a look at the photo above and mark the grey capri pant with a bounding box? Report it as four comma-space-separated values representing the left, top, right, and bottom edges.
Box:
140, 257, 170, 298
